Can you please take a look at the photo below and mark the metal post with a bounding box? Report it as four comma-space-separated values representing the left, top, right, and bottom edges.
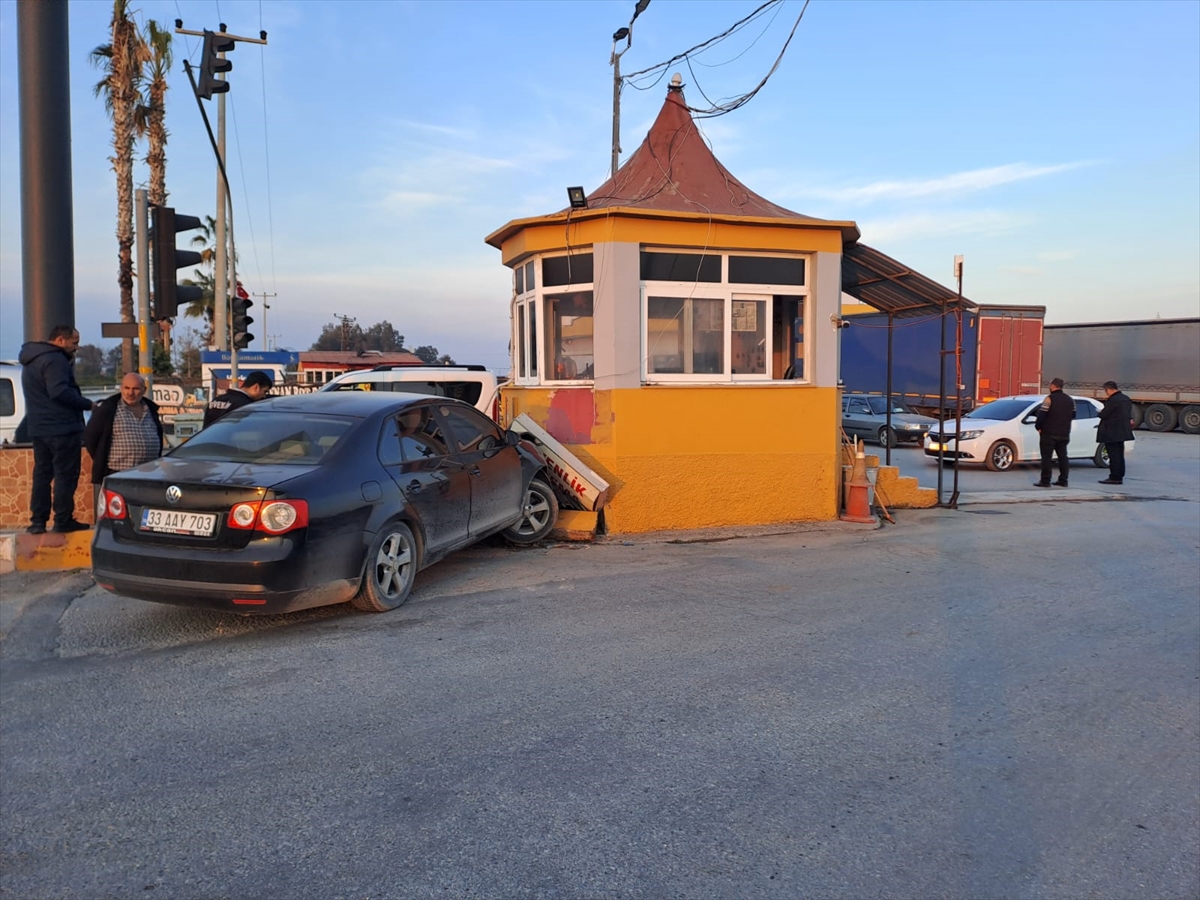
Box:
885, 311, 894, 466
213, 72, 228, 350
17, 0, 75, 340
136, 189, 152, 381
611, 50, 621, 179
949, 255, 965, 508
937, 294, 947, 505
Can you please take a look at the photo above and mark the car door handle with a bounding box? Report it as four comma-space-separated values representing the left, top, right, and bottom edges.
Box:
407, 480, 422, 494
468, 466, 482, 476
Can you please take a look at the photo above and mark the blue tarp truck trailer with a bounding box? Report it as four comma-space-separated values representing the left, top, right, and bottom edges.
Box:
840, 305, 1045, 416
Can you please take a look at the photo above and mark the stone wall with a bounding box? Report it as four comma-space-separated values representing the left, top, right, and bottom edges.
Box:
0, 446, 94, 531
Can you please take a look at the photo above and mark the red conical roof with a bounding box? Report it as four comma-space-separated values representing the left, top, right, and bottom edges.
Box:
584, 79, 814, 220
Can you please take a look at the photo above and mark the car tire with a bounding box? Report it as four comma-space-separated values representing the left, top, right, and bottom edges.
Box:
502, 477, 559, 544
1093, 444, 1110, 468
877, 426, 896, 449
352, 520, 418, 612
1130, 403, 1144, 430
985, 440, 1016, 472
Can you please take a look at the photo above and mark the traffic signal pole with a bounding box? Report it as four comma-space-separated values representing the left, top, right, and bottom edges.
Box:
136, 188, 152, 381
176, 20, 267, 377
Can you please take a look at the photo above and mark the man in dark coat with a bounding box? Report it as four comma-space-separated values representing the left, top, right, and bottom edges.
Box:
84, 372, 164, 485
1034, 377, 1076, 488
202, 370, 273, 428
1096, 380, 1135, 485
18, 325, 94, 533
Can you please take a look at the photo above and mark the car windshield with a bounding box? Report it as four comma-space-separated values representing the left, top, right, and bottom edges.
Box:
867, 397, 913, 415
967, 398, 1035, 421
171, 411, 356, 464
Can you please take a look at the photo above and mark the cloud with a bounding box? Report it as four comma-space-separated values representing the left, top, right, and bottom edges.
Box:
860, 209, 1033, 242
795, 161, 1099, 205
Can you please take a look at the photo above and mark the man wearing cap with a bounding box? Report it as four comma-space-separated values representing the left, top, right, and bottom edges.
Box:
1034, 377, 1076, 488
202, 370, 274, 427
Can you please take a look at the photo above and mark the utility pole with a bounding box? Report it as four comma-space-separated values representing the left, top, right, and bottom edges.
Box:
336, 314, 356, 352
136, 188, 152, 382
609, 0, 650, 178
254, 292, 276, 349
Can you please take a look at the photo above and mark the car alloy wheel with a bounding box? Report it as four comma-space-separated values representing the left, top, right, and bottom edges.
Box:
985, 440, 1016, 472
352, 521, 417, 612
877, 426, 895, 449
1093, 444, 1110, 468
503, 478, 559, 544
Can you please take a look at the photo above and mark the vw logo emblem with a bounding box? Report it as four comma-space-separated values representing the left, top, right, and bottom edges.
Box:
165, 485, 183, 505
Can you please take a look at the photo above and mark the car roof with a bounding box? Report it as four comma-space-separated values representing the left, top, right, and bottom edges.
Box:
249, 391, 463, 416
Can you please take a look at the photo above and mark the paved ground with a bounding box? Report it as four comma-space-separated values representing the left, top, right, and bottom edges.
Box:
1, 434, 1197, 900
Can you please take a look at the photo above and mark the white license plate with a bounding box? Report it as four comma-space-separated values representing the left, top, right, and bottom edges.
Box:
140, 508, 217, 536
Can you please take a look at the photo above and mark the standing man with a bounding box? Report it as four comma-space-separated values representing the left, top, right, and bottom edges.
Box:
84, 373, 164, 485
202, 370, 273, 427
18, 325, 94, 533
1034, 377, 1076, 488
1097, 380, 1135, 485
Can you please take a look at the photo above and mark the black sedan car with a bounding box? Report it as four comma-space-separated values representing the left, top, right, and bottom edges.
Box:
92, 392, 559, 614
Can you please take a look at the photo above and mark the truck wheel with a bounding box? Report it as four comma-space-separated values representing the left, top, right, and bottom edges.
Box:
1143, 404, 1177, 432
1179, 405, 1200, 435
877, 426, 896, 449
1093, 445, 1110, 468
1130, 404, 1144, 429
985, 440, 1016, 472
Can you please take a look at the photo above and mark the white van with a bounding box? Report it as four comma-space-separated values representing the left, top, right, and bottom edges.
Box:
318, 365, 502, 419
0, 362, 27, 445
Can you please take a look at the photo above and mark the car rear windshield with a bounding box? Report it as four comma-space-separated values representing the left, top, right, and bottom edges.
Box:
171, 412, 356, 464
967, 398, 1033, 421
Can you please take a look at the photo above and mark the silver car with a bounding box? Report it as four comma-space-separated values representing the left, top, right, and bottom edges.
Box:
842, 394, 939, 448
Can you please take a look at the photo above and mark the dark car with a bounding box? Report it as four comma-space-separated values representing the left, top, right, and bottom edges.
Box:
841, 394, 939, 447
91, 392, 559, 615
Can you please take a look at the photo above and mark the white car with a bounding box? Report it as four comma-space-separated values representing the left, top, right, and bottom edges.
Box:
318, 365, 501, 419
923, 394, 1127, 471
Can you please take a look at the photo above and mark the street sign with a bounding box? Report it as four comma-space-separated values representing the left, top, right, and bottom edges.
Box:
101, 322, 140, 338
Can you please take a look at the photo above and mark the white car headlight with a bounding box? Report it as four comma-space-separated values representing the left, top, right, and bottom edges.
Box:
902, 423, 920, 430
959, 430, 985, 440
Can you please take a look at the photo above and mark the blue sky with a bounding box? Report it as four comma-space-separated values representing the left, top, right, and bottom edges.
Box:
2, 0, 1198, 371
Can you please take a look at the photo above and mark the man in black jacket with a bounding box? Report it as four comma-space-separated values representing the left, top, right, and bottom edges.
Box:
84, 373, 164, 486
202, 370, 274, 427
1034, 377, 1076, 488
18, 325, 94, 533
1096, 380, 1135, 485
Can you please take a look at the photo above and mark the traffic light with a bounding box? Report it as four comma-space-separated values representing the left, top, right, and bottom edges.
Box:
196, 30, 234, 100
150, 205, 204, 320
231, 290, 254, 350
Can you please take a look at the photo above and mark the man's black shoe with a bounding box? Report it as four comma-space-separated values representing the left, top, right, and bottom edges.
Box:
1033, 481, 1052, 488
52, 520, 91, 534
1054, 480, 1068, 487
26, 523, 46, 535
1098, 478, 1123, 485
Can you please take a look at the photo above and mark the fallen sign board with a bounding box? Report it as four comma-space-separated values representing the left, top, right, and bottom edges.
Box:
510, 413, 610, 512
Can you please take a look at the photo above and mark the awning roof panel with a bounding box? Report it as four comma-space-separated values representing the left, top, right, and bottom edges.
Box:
842, 242, 976, 318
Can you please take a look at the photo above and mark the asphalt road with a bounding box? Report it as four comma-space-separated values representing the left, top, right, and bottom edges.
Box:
2, 436, 1198, 900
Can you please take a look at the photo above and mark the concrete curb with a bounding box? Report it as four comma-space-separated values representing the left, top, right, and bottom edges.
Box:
0, 530, 92, 575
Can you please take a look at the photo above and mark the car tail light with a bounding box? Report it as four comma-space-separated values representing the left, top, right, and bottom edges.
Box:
97, 489, 127, 521
226, 499, 309, 534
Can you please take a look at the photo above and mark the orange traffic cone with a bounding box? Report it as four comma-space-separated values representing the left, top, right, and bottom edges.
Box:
841, 439, 876, 524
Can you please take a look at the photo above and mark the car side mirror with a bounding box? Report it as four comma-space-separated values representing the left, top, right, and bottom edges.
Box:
1022, 414, 1037, 424
504, 430, 521, 446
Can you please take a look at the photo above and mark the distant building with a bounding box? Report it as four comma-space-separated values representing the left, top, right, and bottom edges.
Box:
297, 350, 425, 385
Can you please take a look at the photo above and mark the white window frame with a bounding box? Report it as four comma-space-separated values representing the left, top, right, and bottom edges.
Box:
510, 254, 597, 386
640, 249, 810, 385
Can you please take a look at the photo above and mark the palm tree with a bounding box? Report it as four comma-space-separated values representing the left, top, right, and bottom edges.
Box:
136, 19, 173, 351
91, 0, 149, 374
